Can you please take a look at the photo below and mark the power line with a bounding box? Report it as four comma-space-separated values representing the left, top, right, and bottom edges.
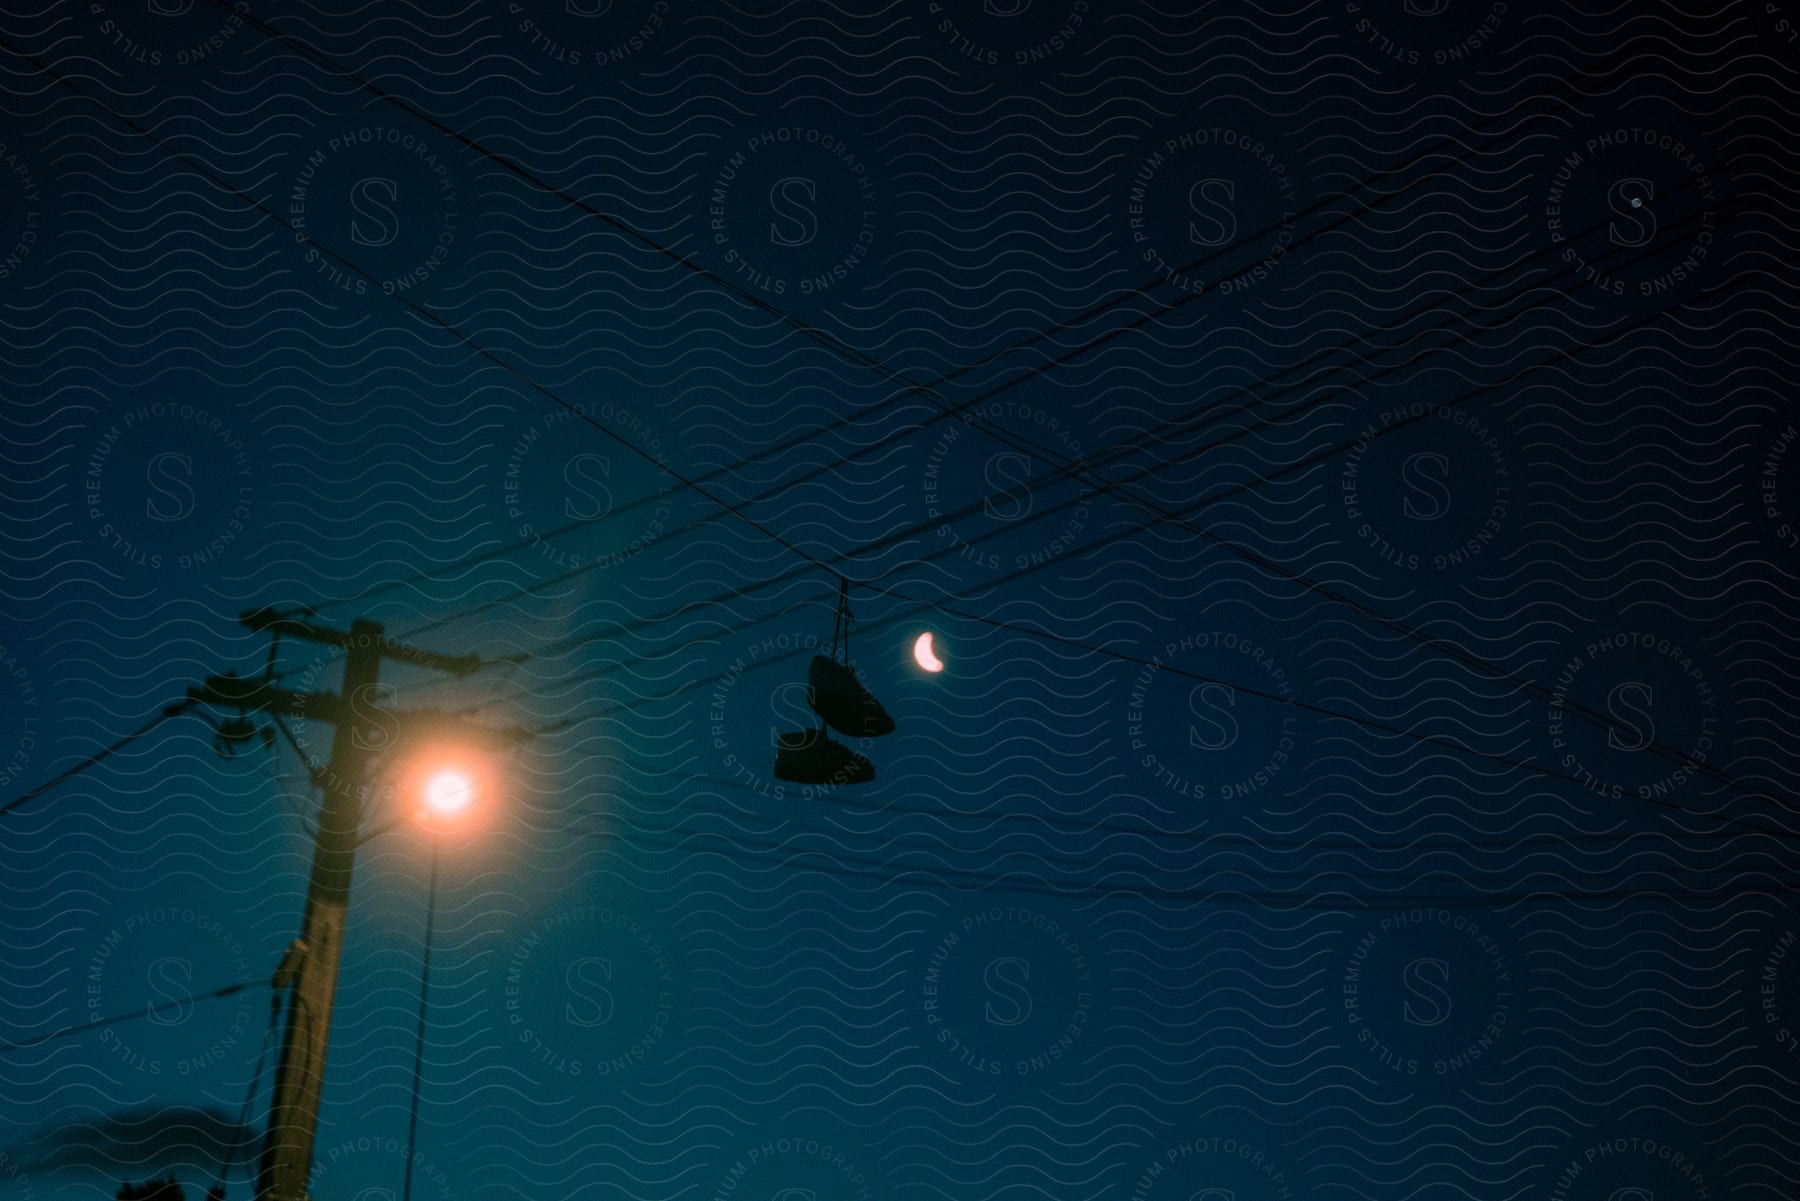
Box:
315, 301, 1800, 886
352, 193, 1722, 835
488, 194, 1734, 702
600, 821, 1800, 911
491, 273, 1795, 860
591, 760, 1796, 855
373, 202, 1779, 863
383, 171, 1721, 669
313, 118, 1684, 651
368, 145, 1715, 686
197, 0, 1431, 403
7, 21, 1730, 814
515, 510, 1784, 848
0, 36, 840, 588
400, 211, 1738, 886
4, 33, 1767, 847
208, 990, 284, 1197
576, 798, 1782, 885
0, 699, 195, 823
400, 852, 439, 1201
367, 152, 1724, 695
868, 217, 1766, 810
223, 3, 1673, 620
119, 0, 1614, 644
0, 979, 268, 1056
197, 11, 1751, 810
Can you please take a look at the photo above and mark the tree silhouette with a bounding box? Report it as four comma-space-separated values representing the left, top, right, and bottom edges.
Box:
114, 1173, 185, 1201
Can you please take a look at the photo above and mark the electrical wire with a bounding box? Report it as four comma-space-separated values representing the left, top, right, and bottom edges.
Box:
181, 18, 1758, 811
365, 181, 1732, 760
400, 851, 439, 1201
13, 204, 1747, 855
0, 35, 840, 589
5, 21, 1738, 819
3, 34, 1777, 857
384, 172, 1724, 674
588, 760, 1792, 855
207, 989, 285, 1196
495, 196, 1749, 725
0, 979, 268, 1056
212, 2, 1678, 619
202, 14, 1735, 784
599, 821, 1799, 911
0, 699, 195, 823
572, 805, 1772, 886
477, 257, 1798, 861
510, 524, 1799, 851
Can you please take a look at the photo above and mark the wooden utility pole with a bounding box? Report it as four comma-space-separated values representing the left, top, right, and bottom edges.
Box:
186, 608, 528, 1201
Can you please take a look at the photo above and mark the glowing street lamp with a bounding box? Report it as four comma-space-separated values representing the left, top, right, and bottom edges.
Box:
404, 750, 496, 834
424, 769, 474, 815
191, 610, 534, 1201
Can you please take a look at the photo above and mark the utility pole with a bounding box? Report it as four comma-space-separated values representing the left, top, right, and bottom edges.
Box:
186, 608, 529, 1201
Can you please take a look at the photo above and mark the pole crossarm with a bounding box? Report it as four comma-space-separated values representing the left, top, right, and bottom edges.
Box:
386, 707, 537, 747
238, 607, 483, 676
186, 677, 532, 749
187, 675, 342, 723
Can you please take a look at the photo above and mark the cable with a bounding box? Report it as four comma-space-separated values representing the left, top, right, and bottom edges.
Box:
573, 802, 1776, 886
517, 526, 1798, 851
0, 35, 838, 587
0, 698, 195, 823
368, 152, 1724, 674
489, 239, 1798, 854
591, 760, 1793, 855
208, 989, 284, 1196
385, 171, 1722, 668
366, 195, 1729, 840
8, 35, 1770, 840
218, 1, 1675, 619
370, 167, 1725, 730
170, 1, 1629, 635
499, 194, 1739, 714
459, 201, 1739, 784
6, 24, 1731, 814
870, 208, 1766, 809
0, 979, 267, 1055
199, 12, 1756, 811
601, 822, 1798, 911
401, 850, 439, 1201
195, 0, 1370, 395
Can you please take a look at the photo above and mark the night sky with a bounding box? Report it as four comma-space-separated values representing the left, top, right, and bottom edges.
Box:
2, 2, 1798, 1200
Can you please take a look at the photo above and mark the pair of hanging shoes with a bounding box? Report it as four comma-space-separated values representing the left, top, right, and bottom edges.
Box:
807, 654, 896, 738
770, 581, 892, 787
772, 726, 877, 786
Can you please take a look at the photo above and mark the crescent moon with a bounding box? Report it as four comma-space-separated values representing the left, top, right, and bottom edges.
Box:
913, 631, 945, 673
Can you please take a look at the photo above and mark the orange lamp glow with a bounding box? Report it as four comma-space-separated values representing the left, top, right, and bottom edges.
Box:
424, 770, 474, 815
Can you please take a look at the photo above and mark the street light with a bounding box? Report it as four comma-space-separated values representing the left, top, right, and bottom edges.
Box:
400, 746, 499, 835
352, 749, 502, 847
424, 769, 474, 815
192, 611, 533, 1201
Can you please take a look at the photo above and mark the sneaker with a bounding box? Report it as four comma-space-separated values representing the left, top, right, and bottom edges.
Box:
772, 727, 876, 786
806, 655, 896, 738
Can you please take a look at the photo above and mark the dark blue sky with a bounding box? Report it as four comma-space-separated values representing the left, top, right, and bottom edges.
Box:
2, 2, 1798, 1199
